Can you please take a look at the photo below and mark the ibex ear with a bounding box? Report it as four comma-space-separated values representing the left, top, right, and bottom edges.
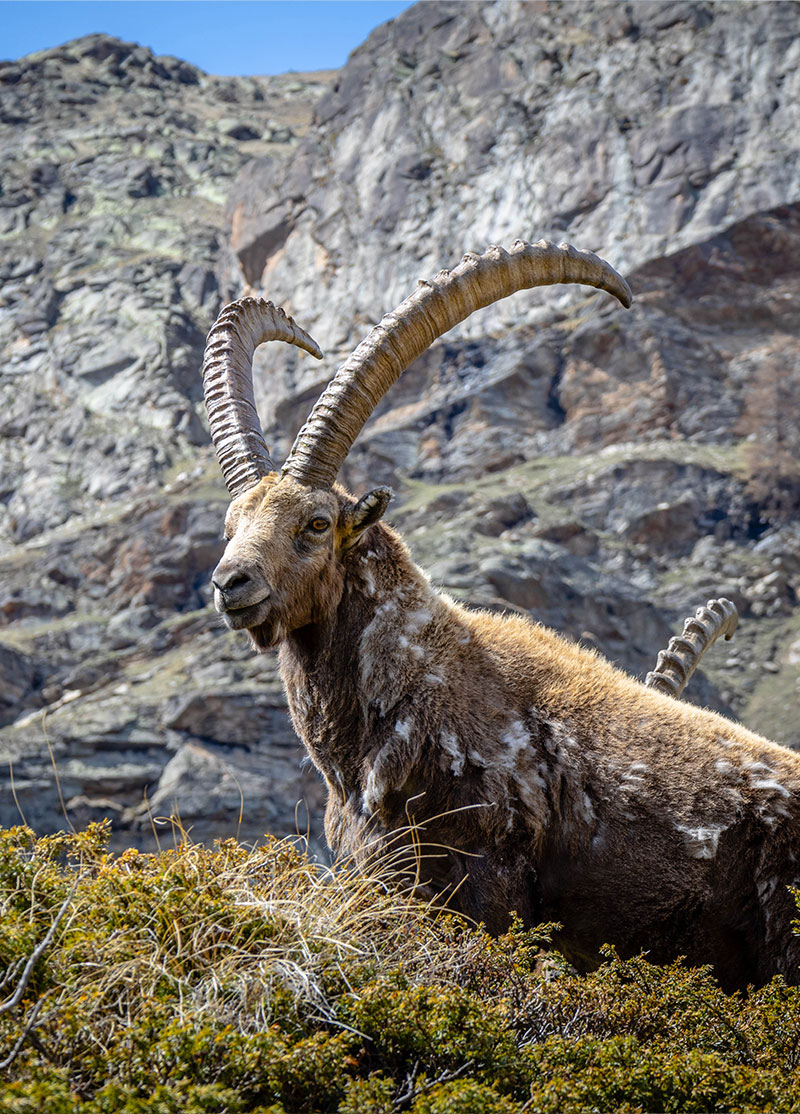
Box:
340, 487, 392, 552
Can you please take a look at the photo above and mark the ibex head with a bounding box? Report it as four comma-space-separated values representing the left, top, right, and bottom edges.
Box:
203, 241, 632, 651
210, 471, 391, 651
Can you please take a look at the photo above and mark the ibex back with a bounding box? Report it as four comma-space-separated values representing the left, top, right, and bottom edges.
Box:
202, 241, 800, 992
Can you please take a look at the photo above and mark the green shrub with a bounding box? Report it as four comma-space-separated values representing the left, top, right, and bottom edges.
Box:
409, 1079, 520, 1113
2, 823, 800, 1113
337, 1073, 394, 1114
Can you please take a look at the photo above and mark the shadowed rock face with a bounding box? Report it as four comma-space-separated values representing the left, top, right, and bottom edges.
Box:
2, 5, 800, 851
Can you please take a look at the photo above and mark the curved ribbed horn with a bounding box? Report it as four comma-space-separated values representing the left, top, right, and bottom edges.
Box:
645, 598, 739, 699
202, 297, 322, 498
281, 239, 632, 489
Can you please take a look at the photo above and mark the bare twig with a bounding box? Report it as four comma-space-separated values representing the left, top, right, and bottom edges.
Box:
393, 1058, 475, 1109
0, 999, 44, 1072
0, 880, 78, 1071
0, 881, 77, 1018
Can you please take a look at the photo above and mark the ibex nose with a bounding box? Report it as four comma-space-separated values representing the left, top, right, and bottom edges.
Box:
211, 558, 267, 609
212, 568, 250, 593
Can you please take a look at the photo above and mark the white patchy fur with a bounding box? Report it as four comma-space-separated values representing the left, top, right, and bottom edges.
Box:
359, 556, 377, 597
361, 720, 418, 815
395, 719, 412, 741
502, 720, 530, 761
675, 824, 725, 859
580, 792, 596, 822
439, 730, 465, 776
751, 778, 791, 797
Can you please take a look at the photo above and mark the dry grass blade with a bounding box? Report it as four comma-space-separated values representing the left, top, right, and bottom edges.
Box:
42, 713, 75, 835
7, 763, 29, 830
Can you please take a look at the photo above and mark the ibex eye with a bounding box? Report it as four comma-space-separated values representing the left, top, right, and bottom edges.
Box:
309, 517, 330, 533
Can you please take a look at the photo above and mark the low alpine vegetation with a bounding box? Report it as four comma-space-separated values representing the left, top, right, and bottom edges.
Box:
1, 822, 800, 1113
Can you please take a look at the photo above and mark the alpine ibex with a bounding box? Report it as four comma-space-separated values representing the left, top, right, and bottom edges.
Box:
202, 241, 800, 991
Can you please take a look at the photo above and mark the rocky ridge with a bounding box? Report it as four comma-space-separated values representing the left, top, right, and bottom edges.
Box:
1, 5, 800, 851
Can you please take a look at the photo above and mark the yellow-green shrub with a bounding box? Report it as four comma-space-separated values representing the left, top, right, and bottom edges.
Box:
2, 823, 800, 1113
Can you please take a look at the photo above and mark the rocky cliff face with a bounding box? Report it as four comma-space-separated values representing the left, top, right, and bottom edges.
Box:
0, 33, 333, 849
1, 3, 799, 852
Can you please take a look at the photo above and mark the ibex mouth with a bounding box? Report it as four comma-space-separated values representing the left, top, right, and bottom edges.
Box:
219, 598, 282, 651
218, 597, 272, 631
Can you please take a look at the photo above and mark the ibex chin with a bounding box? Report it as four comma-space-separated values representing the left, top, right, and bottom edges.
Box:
202, 241, 800, 991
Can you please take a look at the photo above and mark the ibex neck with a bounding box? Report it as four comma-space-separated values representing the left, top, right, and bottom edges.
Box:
279, 524, 436, 789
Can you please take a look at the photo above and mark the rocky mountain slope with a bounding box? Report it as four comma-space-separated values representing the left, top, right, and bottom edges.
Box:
1, 2, 799, 851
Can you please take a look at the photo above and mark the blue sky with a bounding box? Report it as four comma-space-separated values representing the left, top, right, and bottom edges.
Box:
0, 1, 416, 74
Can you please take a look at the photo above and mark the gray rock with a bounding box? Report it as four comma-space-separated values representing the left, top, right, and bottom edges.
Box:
163, 688, 291, 747
0, 642, 35, 724
473, 492, 533, 537
135, 738, 327, 853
